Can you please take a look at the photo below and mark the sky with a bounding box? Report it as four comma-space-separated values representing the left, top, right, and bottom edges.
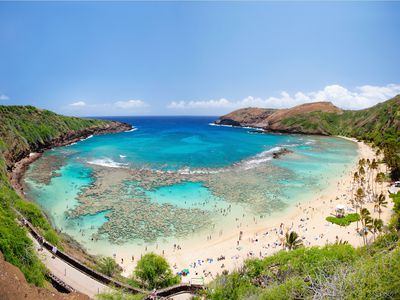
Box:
0, 1, 399, 116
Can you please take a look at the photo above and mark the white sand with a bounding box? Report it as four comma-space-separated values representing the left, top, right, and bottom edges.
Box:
118, 139, 393, 283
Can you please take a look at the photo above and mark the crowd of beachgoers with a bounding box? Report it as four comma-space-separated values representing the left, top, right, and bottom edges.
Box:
113, 138, 392, 283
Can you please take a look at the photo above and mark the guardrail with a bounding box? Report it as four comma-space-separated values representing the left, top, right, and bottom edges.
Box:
17, 211, 205, 298
47, 273, 77, 293
152, 283, 204, 298
16, 212, 145, 294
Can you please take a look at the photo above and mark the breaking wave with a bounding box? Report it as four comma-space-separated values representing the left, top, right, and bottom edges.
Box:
87, 158, 128, 168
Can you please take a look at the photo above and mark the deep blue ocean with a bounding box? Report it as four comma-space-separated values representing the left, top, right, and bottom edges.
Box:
78, 116, 298, 169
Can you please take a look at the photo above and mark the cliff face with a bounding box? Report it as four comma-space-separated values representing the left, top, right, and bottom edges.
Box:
0, 252, 89, 300
215, 101, 342, 134
0, 106, 132, 170
215, 107, 277, 127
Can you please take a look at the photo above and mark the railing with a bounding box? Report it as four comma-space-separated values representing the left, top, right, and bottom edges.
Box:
17, 211, 205, 298
47, 273, 77, 293
151, 283, 204, 298
16, 212, 145, 294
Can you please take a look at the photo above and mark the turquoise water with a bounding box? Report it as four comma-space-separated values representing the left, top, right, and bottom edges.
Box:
23, 116, 358, 254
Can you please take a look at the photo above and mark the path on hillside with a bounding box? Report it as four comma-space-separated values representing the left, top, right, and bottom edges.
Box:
30, 235, 112, 298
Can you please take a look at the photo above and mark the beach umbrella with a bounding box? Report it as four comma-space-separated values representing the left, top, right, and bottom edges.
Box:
336, 204, 346, 210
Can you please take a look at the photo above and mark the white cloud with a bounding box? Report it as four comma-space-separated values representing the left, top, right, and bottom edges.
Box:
63, 98, 150, 116
167, 83, 400, 112
70, 101, 87, 107
114, 99, 148, 109
0, 94, 9, 100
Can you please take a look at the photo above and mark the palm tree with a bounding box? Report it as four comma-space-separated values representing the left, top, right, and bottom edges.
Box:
371, 218, 383, 241
97, 257, 122, 277
375, 172, 386, 194
370, 159, 378, 196
366, 159, 371, 190
354, 187, 365, 229
284, 231, 303, 250
360, 208, 372, 245
358, 166, 366, 178
374, 193, 388, 219
359, 158, 366, 168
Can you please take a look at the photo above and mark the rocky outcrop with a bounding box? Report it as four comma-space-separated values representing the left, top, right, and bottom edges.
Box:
272, 148, 293, 159
215, 102, 342, 135
5, 121, 132, 170
0, 252, 89, 300
215, 107, 277, 128
7, 121, 132, 195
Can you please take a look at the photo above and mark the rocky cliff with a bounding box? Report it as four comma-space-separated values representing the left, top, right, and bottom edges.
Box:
0, 105, 132, 171
215, 96, 400, 179
215, 101, 342, 135
0, 252, 89, 300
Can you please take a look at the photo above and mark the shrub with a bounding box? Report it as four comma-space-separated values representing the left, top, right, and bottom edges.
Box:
96, 290, 145, 300
131, 253, 180, 290
97, 257, 122, 278
326, 213, 360, 226
0, 201, 47, 286
14, 199, 61, 246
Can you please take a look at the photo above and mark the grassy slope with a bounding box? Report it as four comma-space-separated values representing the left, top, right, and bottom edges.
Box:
281, 95, 400, 179
0, 105, 113, 167
204, 96, 400, 299
0, 106, 123, 286
204, 192, 400, 300
280, 95, 400, 137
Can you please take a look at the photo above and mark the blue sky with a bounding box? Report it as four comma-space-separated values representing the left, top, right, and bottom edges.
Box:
0, 1, 399, 116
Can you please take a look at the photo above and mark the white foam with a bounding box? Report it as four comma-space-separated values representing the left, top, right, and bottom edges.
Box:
81, 135, 93, 142
305, 139, 316, 145
119, 155, 127, 158
241, 156, 273, 169
87, 158, 128, 168
125, 127, 137, 132
209, 123, 265, 132
281, 143, 300, 147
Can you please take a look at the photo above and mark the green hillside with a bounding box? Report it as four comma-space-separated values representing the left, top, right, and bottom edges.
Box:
0, 105, 125, 168
0, 106, 128, 286
204, 229, 400, 299
279, 95, 400, 179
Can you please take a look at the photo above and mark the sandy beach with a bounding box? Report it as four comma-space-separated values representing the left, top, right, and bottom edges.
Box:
113, 138, 393, 283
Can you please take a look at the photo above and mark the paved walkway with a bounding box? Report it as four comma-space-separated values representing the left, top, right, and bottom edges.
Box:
30, 235, 112, 299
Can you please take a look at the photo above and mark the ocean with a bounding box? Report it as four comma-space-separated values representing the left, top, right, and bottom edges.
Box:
23, 116, 358, 256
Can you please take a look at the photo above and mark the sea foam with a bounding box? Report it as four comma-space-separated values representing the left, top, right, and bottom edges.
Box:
87, 158, 128, 168
125, 127, 138, 132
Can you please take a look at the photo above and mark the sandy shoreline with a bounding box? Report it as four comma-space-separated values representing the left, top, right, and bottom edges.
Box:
13, 135, 393, 285
112, 137, 392, 283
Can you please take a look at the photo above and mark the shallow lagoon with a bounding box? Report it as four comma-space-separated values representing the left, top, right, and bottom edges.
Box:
23, 116, 358, 255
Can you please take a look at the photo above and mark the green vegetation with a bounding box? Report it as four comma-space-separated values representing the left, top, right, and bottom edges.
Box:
129, 253, 180, 290
96, 290, 145, 300
204, 192, 400, 299
281, 95, 400, 180
284, 230, 303, 250
326, 213, 360, 226
0, 105, 120, 286
97, 257, 123, 277
390, 191, 400, 231
0, 105, 111, 167
0, 100, 399, 298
